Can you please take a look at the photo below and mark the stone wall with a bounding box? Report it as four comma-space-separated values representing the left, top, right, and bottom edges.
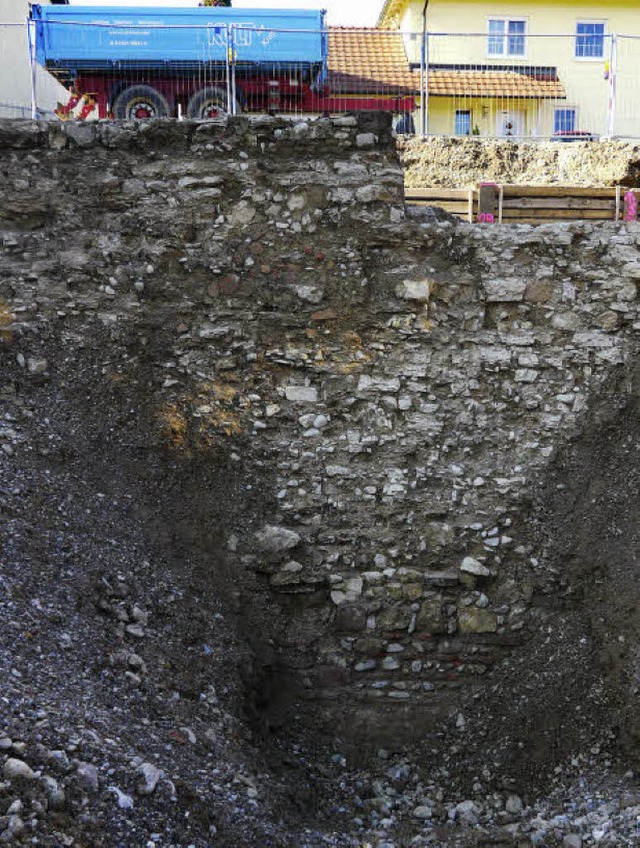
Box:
2, 115, 640, 756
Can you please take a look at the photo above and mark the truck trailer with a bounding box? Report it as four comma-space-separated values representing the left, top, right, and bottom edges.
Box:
29, 4, 416, 120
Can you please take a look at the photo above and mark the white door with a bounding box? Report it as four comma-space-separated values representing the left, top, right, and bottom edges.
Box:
496, 110, 525, 137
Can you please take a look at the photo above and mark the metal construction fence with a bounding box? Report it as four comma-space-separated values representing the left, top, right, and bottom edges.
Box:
1, 18, 640, 140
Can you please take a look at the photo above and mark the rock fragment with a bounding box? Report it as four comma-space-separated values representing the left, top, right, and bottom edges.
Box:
3, 759, 35, 782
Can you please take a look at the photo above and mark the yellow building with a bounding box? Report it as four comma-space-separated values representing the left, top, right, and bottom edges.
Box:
377, 0, 640, 138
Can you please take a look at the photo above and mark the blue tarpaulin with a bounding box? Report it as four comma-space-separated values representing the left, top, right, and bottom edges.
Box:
31, 5, 327, 70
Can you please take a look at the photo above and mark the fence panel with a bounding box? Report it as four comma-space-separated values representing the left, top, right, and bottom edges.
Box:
0, 23, 36, 119
25, 17, 235, 121
2, 16, 640, 141
227, 26, 418, 118
423, 32, 610, 139
612, 36, 640, 139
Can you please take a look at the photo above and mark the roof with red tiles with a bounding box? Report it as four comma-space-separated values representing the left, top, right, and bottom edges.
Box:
328, 28, 418, 93
327, 29, 566, 100
428, 68, 566, 99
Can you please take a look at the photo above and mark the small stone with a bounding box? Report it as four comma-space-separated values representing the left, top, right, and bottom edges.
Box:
296, 285, 323, 304
355, 132, 376, 148
413, 805, 432, 819
460, 556, 491, 577
3, 759, 35, 782
76, 762, 99, 793
26, 358, 48, 375
108, 786, 134, 810
131, 605, 149, 625
42, 776, 65, 810
254, 525, 301, 554
395, 279, 433, 302
484, 278, 526, 302
0, 815, 24, 841
458, 608, 498, 634
228, 201, 255, 226
128, 653, 146, 672
284, 385, 318, 403
562, 836, 582, 848
136, 762, 161, 796
455, 800, 479, 823
505, 794, 523, 814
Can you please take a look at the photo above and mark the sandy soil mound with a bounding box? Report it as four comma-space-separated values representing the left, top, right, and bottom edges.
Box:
399, 137, 640, 188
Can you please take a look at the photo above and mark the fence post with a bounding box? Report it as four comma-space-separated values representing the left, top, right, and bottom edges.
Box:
606, 34, 618, 138
225, 24, 233, 115
420, 30, 430, 137
230, 25, 239, 115
424, 32, 430, 137
26, 18, 39, 120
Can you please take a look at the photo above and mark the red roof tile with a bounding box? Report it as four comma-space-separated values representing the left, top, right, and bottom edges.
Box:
328, 29, 566, 100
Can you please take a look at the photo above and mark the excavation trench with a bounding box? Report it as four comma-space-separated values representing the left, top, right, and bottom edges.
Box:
2, 116, 640, 846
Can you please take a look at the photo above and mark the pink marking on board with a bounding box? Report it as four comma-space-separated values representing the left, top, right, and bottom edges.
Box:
624, 190, 637, 221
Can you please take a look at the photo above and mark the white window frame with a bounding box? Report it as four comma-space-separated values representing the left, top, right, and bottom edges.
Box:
487, 16, 528, 59
553, 106, 578, 134
454, 109, 472, 136
574, 19, 607, 62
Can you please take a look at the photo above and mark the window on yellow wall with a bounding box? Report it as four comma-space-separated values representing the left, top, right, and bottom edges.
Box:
455, 110, 471, 135
488, 18, 526, 58
554, 108, 576, 134
575, 22, 606, 59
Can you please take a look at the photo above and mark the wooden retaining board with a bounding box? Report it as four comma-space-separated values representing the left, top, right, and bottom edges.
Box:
404, 184, 638, 225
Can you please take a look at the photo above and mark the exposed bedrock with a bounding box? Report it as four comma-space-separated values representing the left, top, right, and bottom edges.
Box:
2, 115, 640, 787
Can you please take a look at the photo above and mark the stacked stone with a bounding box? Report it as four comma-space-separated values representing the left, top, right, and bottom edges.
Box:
1, 114, 639, 747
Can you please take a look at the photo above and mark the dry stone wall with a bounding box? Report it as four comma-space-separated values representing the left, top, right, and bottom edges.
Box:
1, 115, 640, 749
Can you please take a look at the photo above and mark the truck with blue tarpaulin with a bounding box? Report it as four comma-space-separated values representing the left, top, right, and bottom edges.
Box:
30, 4, 328, 119
29, 3, 416, 120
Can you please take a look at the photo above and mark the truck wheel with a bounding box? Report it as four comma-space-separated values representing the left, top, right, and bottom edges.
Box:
186, 86, 237, 119
113, 85, 170, 120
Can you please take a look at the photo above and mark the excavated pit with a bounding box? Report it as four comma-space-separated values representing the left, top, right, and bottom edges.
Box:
2, 116, 640, 846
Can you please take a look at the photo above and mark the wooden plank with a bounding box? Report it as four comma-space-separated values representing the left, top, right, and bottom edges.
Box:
502, 217, 607, 225
404, 184, 636, 225
477, 182, 498, 223
405, 206, 471, 221
501, 218, 560, 225
501, 208, 615, 220
405, 188, 474, 200
501, 185, 618, 199
407, 200, 476, 213
502, 197, 616, 210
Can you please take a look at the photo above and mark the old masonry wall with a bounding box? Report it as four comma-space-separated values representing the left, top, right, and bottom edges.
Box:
2, 115, 640, 761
